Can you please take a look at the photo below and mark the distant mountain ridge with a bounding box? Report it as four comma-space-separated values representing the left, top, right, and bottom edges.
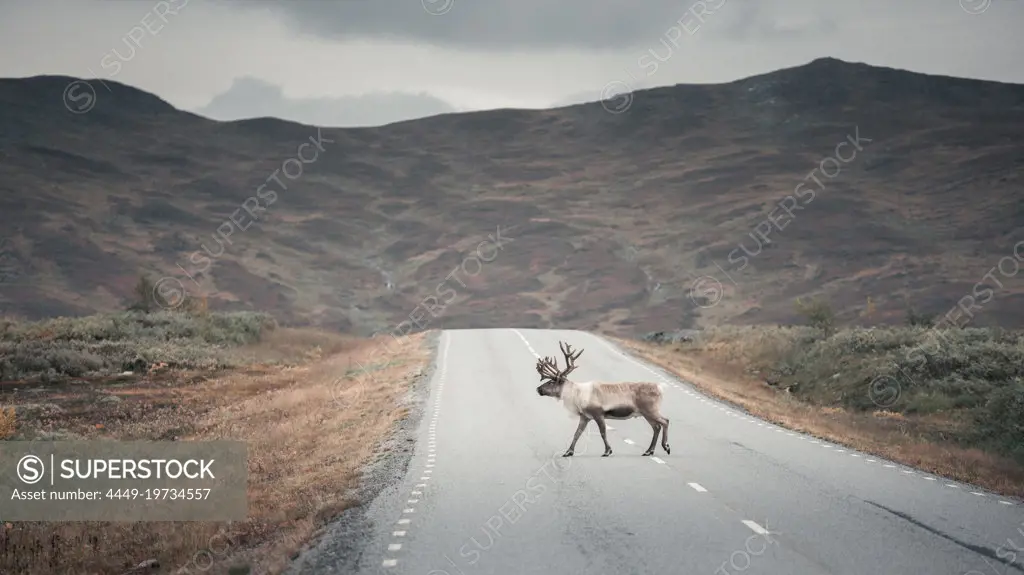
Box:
192, 76, 458, 127
0, 57, 1022, 335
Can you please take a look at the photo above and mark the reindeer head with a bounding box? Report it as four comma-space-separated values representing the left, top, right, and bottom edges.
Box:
535, 341, 583, 398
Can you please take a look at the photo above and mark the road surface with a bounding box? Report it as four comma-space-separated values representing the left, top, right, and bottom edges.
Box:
350, 328, 1024, 575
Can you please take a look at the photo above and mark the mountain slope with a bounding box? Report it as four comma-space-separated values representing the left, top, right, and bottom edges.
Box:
1, 57, 1022, 334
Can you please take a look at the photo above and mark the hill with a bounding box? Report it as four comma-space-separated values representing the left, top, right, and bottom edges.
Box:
1, 57, 1023, 335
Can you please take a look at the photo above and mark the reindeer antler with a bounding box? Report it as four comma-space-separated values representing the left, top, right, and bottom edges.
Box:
536, 356, 562, 380
558, 341, 583, 376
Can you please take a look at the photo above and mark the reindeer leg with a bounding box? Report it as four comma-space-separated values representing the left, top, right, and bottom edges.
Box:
657, 415, 670, 455
592, 413, 613, 457
563, 415, 589, 457
643, 413, 659, 454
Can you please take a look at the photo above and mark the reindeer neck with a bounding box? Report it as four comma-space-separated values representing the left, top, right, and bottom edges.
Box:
558, 377, 581, 402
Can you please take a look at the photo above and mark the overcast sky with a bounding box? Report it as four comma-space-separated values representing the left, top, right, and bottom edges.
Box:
1, 0, 1022, 127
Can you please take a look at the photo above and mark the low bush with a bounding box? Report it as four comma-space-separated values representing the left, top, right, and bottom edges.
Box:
0, 310, 277, 381
670, 324, 1024, 463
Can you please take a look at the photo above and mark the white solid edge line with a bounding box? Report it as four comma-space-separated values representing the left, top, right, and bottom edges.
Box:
650, 456, 666, 464
688, 482, 708, 492
741, 520, 769, 535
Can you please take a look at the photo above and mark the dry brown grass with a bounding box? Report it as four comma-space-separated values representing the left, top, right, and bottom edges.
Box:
0, 406, 15, 439
0, 328, 434, 575
612, 335, 1024, 499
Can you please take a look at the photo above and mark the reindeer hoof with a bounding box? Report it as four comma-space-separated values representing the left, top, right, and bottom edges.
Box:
663, 445, 671, 455
562, 450, 574, 457
642, 450, 654, 456
602, 449, 612, 457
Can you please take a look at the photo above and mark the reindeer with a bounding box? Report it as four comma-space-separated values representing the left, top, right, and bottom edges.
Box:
535, 341, 670, 458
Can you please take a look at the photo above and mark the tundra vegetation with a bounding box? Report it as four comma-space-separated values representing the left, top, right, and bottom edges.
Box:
0, 276, 433, 574
623, 298, 1024, 498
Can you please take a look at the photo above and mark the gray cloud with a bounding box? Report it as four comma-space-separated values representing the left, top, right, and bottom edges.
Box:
193, 77, 457, 127
718, 1, 839, 41
3, 0, 1024, 127
216, 0, 728, 49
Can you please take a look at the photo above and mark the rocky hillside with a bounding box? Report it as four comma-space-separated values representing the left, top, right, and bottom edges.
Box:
1, 57, 1022, 335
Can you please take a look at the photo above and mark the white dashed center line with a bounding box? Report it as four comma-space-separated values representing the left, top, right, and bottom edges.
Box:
741, 520, 770, 536
518, 330, 1022, 562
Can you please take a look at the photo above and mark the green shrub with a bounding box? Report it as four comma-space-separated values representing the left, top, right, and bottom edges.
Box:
678, 323, 1024, 463
905, 307, 935, 327
794, 296, 835, 337
0, 311, 277, 382
971, 378, 1024, 464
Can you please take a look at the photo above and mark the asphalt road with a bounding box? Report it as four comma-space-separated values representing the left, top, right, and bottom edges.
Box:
353, 328, 1024, 575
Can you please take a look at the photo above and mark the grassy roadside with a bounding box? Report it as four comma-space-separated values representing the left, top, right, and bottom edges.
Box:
0, 311, 434, 574
611, 325, 1024, 500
